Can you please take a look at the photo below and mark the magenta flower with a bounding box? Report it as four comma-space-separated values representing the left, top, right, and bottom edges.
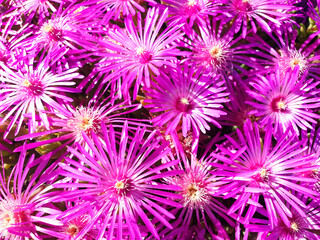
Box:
253, 29, 320, 81
94, 0, 157, 19
220, 0, 299, 38
41, 200, 99, 239
144, 63, 229, 138
14, 98, 143, 155
96, 7, 184, 99
247, 65, 320, 137
159, 148, 234, 240
0, 47, 81, 138
182, 19, 262, 78
161, 0, 224, 28
247, 192, 320, 240
18, 3, 98, 54
53, 122, 183, 239
9, 0, 65, 21
0, 151, 61, 239
212, 120, 319, 229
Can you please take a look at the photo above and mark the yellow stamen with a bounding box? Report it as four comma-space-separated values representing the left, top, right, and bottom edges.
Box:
180, 98, 189, 105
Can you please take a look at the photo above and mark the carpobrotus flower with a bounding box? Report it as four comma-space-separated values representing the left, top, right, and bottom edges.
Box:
53, 122, 183, 239
144, 64, 229, 138
212, 120, 319, 229
247, 65, 320, 137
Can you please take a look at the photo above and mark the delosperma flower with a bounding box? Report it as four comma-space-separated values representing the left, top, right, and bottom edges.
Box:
247, 192, 320, 240
42, 201, 99, 239
247, 65, 320, 138
144, 63, 229, 138
220, 0, 299, 38
161, 0, 224, 28
253, 29, 320, 81
182, 19, 263, 80
0, 151, 61, 239
97, 7, 185, 99
94, 0, 157, 19
14, 97, 144, 154
212, 120, 319, 229
0, 47, 81, 138
18, 3, 98, 54
9, 0, 65, 21
159, 150, 234, 240
53, 122, 183, 239
1, 0, 320, 238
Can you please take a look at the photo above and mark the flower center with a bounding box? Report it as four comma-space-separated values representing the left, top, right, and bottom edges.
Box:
136, 47, 152, 64
183, 0, 201, 16
20, 78, 44, 97
66, 224, 79, 237
0, 201, 34, 235
252, 167, 270, 182
176, 97, 195, 113
234, 0, 253, 12
115, 180, 126, 190
290, 222, 299, 231
278, 49, 308, 76
64, 214, 90, 237
187, 0, 197, 6
67, 107, 102, 141
270, 96, 288, 113
183, 182, 209, 208
42, 22, 62, 42
187, 184, 199, 200
112, 178, 133, 197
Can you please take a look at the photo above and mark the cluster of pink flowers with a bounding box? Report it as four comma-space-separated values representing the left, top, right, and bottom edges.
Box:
0, 0, 320, 239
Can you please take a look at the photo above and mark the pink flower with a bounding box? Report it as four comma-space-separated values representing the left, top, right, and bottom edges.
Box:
144, 63, 229, 138
96, 7, 184, 100
247, 65, 320, 137
53, 122, 183, 239
212, 120, 319, 229
0, 47, 81, 138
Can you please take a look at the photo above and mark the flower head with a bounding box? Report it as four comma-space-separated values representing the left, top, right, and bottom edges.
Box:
212, 120, 319, 228
0, 47, 81, 138
53, 122, 183, 239
221, 0, 299, 37
247, 65, 320, 137
183, 20, 262, 78
96, 7, 184, 100
0, 150, 61, 239
253, 30, 320, 81
158, 137, 233, 239
14, 98, 143, 156
144, 63, 229, 137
